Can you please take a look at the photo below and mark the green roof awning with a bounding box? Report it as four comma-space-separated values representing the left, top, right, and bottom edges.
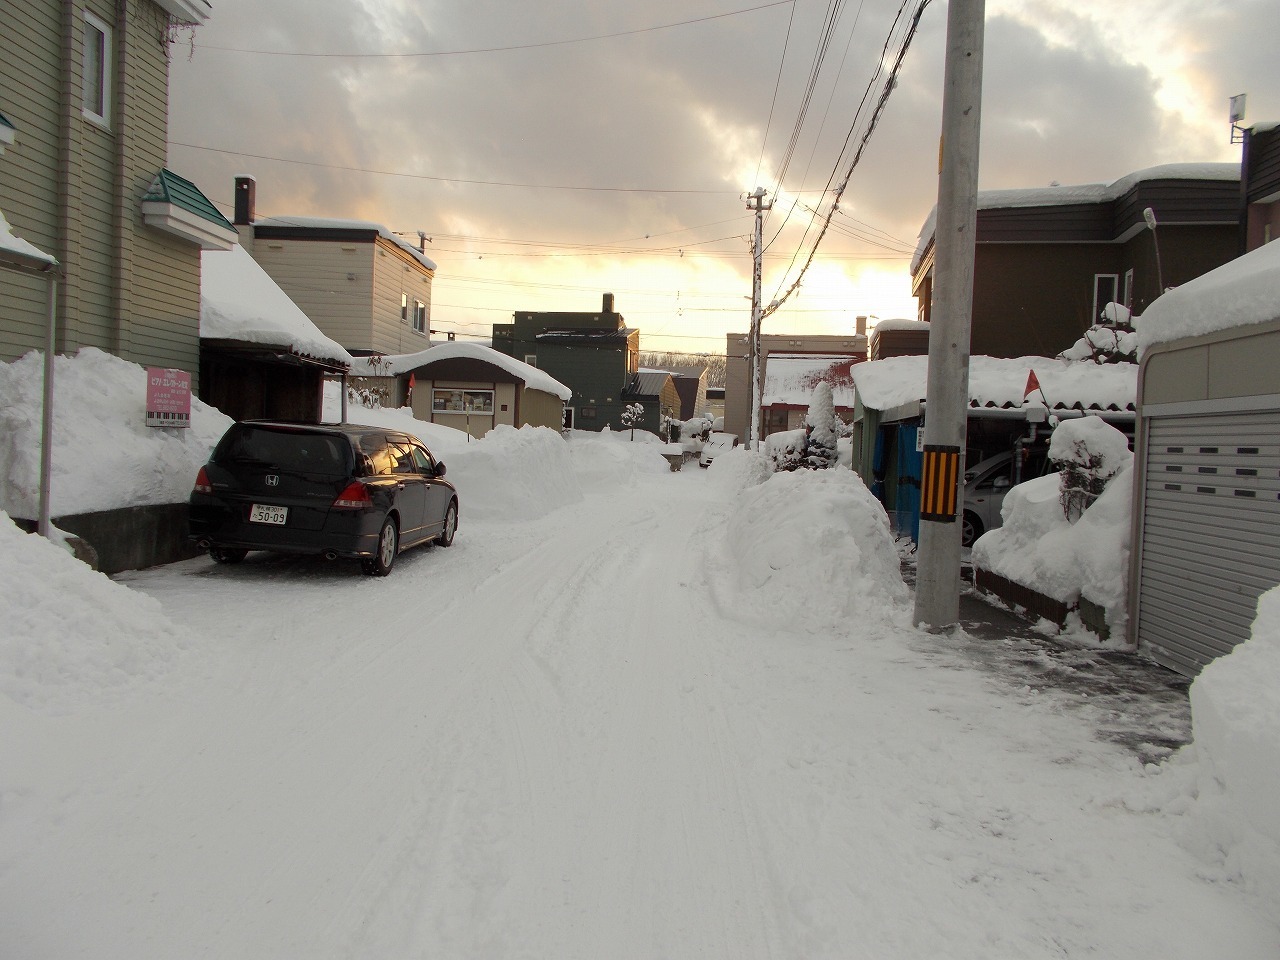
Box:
141, 169, 237, 250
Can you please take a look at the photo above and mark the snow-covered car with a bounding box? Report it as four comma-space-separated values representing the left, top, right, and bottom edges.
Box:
961, 448, 1048, 548
189, 421, 458, 575
699, 431, 739, 468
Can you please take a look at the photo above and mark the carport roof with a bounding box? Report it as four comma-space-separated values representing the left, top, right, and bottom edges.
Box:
851, 355, 1136, 415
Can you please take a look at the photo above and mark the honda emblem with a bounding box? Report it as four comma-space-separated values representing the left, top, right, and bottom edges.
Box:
265, 475, 280, 487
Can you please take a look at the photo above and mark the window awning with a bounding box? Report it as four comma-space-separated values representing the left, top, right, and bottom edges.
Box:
141, 169, 238, 250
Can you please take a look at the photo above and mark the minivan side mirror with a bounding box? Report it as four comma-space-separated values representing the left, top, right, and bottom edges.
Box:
993, 476, 1011, 490
434, 461, 447, 478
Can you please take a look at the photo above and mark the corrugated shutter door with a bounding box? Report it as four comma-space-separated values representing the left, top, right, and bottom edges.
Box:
1137, 410, 1280, 675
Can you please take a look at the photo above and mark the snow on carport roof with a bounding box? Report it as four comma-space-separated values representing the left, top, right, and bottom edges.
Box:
349, 341, 573, 402
762, 354, 857, 407
200, 245, 353, 368
1136, 241, 1280, 351
0, 204, 56, 269
851, 355, 1136, 412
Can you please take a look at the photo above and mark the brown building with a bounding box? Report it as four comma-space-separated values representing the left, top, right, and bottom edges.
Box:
911, 164, 1242, 358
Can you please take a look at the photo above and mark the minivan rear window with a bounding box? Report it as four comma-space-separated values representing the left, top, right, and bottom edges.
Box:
215, 427, 348, 474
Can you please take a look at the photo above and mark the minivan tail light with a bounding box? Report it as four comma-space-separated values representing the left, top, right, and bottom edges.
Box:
194, 466, 213, 495
332, 481, 372, 509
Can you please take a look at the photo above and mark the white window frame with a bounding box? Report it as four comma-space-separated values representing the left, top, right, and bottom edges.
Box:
400, 293, 408, 324
1122, 268, 1135, 311
413, 299, 427, 333
82, 11, 112, 128
1092, 273, 1119, 326
524, 354, 537, 367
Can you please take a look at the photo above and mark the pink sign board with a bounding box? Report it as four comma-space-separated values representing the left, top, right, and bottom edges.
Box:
146, 367, 191, 428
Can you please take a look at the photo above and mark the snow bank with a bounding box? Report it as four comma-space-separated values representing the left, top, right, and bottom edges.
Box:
712, 467, 908, 633
445, 425, 582, 523
1180, 586, 1280, 913
0, 509, 187, 712
973, 418, 1134, 634
0, 349, 232, 518
564, 429, 672, 487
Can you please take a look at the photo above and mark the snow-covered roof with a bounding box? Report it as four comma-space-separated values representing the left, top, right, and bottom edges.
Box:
201, 245, 354, 368
912, 162, 1242, 274
851, 355, 1136, 413
0, 204, 57, 270
870, 318, 928, 335
762, 355, 857, 408
1136, 241, 1280, 351
349, 341, 573, 401
253, 215, 438, 271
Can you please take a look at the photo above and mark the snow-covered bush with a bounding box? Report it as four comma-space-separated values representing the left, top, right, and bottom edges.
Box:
1058, 304, 1139, 364
1049, 416, 1132, 521
804, 382, 839, 470
765, 428, 807, 472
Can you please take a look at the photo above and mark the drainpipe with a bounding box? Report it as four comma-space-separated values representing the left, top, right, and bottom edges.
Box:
39, 274, 60, 537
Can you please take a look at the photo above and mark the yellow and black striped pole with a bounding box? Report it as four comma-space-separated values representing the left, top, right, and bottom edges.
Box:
920, 444, 961, 522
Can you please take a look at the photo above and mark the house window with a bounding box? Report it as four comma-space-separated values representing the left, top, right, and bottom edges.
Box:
524, 354, 537, 367
581, 406, 596, 419
432, 389, 494, 415
82, 12, 111, 127
401, 293, 408, 324
413, 299, 426, 333
1122, 269, 1135, 312
1092, 274, 1119, 325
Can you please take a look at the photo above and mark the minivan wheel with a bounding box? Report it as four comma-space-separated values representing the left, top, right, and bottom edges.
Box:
210, 547, 248, 564
363, 517, 398, 576
961, 510, 983, 549
435, 500, 458, 547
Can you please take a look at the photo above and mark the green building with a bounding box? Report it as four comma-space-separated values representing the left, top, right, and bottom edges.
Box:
492, 293, 641, 431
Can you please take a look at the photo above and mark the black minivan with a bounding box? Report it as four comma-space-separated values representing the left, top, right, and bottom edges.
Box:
190, 421, 458, 576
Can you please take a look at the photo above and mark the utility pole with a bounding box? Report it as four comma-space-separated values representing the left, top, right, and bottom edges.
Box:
746, 187, 771, 450
913, 0, 986, 630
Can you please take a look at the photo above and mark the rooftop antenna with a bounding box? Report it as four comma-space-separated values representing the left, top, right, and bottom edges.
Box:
1230, 93, 1247, 144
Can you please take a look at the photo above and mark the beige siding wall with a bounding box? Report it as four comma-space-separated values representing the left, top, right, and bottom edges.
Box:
1, 0, 64, 359
253, 240, 377, 351
521, 388, 565, 431
1141, 321, 1280, 407
371, 238, 433, 355
1, 0, 200, 379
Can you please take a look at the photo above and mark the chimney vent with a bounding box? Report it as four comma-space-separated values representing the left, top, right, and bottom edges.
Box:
603, 292, 615, 314
234, 176, 256, 226
855, 315, 868, 337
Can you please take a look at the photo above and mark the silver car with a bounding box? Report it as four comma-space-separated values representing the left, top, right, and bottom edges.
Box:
961, 449, 1048, 547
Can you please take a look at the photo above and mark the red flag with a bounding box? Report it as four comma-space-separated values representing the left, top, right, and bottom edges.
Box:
408, 372, 416, 388
1023, 369, 1041, 402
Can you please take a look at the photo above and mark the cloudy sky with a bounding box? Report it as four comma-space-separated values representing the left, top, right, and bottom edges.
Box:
168, 0, 1280, 356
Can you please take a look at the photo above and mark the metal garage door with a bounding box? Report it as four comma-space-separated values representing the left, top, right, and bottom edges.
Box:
1137, 410, 1280, 675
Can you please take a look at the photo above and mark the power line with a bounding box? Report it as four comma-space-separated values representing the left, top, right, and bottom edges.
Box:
196, 0, 795, 58
169, 140, 735, 195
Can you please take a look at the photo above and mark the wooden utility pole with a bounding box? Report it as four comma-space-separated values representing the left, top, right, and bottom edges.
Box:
913, 0, 986, 630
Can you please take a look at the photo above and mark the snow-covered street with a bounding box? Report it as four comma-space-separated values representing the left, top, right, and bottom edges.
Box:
2, 427, 1277, 959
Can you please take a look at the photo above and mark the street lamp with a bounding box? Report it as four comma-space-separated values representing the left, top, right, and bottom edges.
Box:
1143, 206, 1166, 295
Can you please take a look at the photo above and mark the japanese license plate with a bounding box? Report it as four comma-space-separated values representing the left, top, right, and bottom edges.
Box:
249, 503, 288, 525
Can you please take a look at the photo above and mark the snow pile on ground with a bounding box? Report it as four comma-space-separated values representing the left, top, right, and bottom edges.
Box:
973, 417, 1134, 635
445, 425, 582, 523
1177, 586, 1280, 914
0, 509, 186, 712
0, 348, 232, 518
712, 465, 908, 633
564, 428, 671, 486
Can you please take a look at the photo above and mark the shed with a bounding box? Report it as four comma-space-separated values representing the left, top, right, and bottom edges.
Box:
351, 342, 571, 438
623, 369, 681, 435
1129, 241, 1280, 676
199, 245, 353, 422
